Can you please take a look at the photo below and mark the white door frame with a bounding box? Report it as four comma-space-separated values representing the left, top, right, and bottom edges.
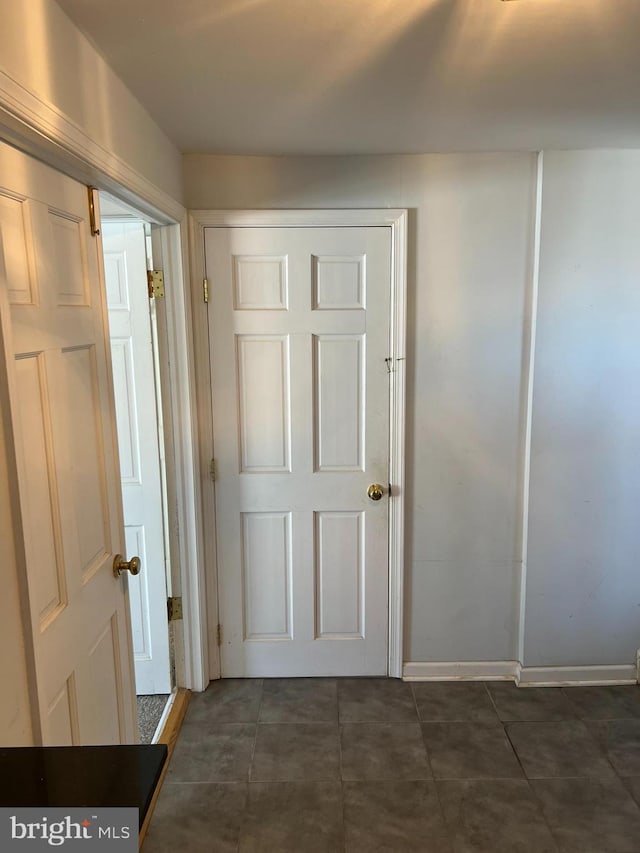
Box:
0, 75, 209, 693
189, 209, 408, 678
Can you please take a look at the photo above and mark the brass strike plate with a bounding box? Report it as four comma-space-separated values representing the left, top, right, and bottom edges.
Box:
147, 270, 165, 298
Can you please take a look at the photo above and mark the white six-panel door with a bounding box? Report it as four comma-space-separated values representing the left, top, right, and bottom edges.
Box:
206, 226, 391, 677
103, 221, 171, 696
0, 142, 137, 743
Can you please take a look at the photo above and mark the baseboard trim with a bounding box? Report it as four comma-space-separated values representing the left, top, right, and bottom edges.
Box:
403, 661, 638, 686
403, 661, 518, 682
518, 664, 637, 687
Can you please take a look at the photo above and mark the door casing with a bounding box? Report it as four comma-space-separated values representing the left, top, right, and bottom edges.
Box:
188, 209, 408, 679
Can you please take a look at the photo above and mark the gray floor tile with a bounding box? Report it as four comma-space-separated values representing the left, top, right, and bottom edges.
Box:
341, 722, 432, 781
144, 782, 247, 853
338, 678, 418, 722
259, 677, 338, 723
622, 776, 640, 806
187, 679, 263, 724
562, 686, 640, 721
167, 721, 256, 782
344, 780, 452, 852
251, 723, 340, 781
239, 781, 343, 853
587, 719, 640, 776
506, 720, 615, 779
437, 779, 558, 853
531, 776, 640, 852
486, 683, 576, 722
422, 722, 522, 780
412, 682, 499, 722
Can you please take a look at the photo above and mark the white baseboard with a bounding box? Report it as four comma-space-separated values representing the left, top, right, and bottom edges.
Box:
402, 661, 638, 687
403, 661, 518, 682
517, 664, 637, 687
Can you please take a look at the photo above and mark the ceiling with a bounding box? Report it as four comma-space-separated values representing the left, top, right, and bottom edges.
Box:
55, 0, 640, 155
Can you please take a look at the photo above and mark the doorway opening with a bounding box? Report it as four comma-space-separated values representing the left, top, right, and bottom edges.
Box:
101, 192, 174, 741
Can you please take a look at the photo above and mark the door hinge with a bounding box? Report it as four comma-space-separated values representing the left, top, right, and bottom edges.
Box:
167, 596, 183, 622
147, 270, 165, 298
87, 186, 101, 236
203, 278, 209, 303
216, 623, 222, 646
209, 458, 216, 481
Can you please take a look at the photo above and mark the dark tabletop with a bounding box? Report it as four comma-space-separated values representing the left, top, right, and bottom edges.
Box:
0, 745, 167, 829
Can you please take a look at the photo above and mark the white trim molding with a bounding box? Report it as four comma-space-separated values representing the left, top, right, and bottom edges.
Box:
403, 661, 518, 682
153, 222, 209, 692
516, 150, 544, 662
188, 209, 408, 680
403, 660, 638, 686
518, 664, 637, 687
0, 66, 184, 223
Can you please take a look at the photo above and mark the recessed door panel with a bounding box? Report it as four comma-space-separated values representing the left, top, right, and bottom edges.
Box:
77, 617, 123, 745
314, 334, 365, 472
242, 512, 292, 640
14, 353, 66, 628
0, 194, 34, 305
49, 212, 89, 307
60, 345, 109, 578
46, 677, 79, 746
233, 255, 288, 310
125, 525, 151, 661
312, 255, 365, 310
237, 334, 291, 473
104, 250, 129, 310
110, 338, 141, 485
315, 511, 364, 639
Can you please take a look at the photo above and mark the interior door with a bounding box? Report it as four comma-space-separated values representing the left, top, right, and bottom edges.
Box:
0, 142, 137, 743
103, 221, 171, 696
206, 225, 391, 677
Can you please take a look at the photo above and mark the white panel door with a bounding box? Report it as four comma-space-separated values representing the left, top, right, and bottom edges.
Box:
206, 226, 391, 676
0, 142, 137, 743
103, 222, 171, 695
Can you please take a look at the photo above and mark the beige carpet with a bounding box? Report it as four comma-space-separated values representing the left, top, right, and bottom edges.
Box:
137, 694, 169, 743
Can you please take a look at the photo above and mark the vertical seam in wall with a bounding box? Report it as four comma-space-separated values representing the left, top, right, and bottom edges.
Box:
517, 150, 544, 665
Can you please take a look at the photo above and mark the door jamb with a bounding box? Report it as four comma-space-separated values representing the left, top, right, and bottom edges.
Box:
189, 209, 408, 679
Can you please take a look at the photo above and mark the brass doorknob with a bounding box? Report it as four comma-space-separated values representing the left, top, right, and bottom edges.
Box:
367, 483, 384, 501
113, 554, 141, 577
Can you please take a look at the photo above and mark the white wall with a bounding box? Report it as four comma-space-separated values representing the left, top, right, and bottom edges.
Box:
0, 0, 183, 205
524, 150, 640, 667
184, 152, 536, 665
184, 149, 640, 671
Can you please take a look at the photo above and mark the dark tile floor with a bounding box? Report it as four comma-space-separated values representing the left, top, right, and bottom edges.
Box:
143, 679, 640, 852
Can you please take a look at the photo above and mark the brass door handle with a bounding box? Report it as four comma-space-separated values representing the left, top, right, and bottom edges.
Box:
367, 483, 384, 501
113, 554, 141, 577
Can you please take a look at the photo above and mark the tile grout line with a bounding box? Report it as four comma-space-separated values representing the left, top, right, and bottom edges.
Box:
497, 697, 596, 852
409, 682, 457, 849
336, 681, 347, 853
247, 679, 265, 784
